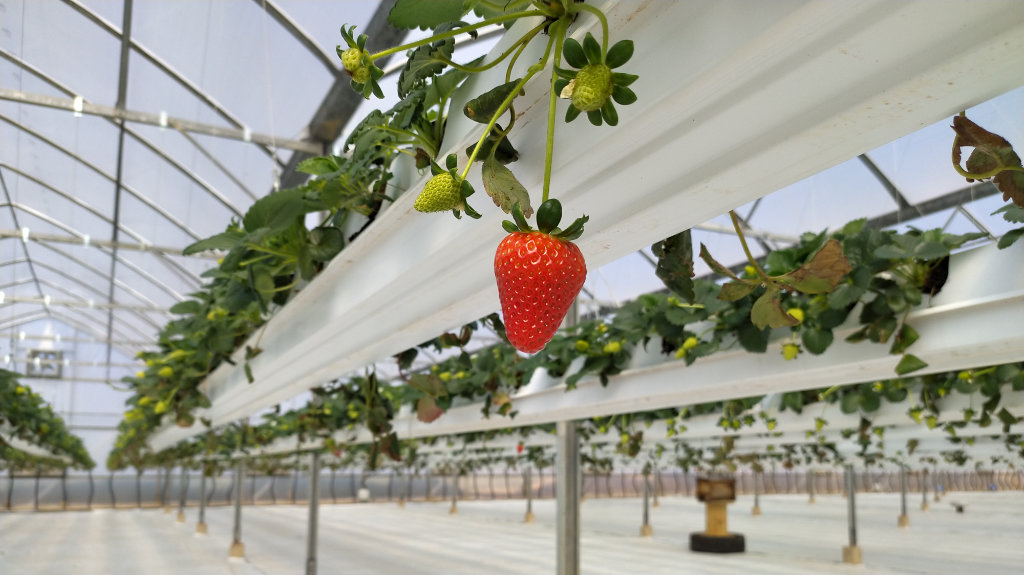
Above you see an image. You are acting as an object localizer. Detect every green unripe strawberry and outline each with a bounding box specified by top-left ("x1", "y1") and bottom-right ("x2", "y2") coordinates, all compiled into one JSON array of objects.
[
  {"x1": 341, "y1": 47, "x2": 365, "y2": 73},
  {"x1": 158, "y1": 366, "x2": 174, "y2": 378},
  {"x1": 782, "y1": 343, "x2": 800, "y2": 361},
  {"x1": 602, "y1": 341, "x2": 621, "y2": 354},
  {"x1": 415, "y1": 173, "x2": 462, "y2": 213},
  {"x1": 570, "y1": 64, "x2": 612, "y2": 112},
  {"x1": 786, "y1": 308, "x2": 805, "y2": 323},
  {"x1": 575, "y1": 340, "x2": 590, "y2": 352}
]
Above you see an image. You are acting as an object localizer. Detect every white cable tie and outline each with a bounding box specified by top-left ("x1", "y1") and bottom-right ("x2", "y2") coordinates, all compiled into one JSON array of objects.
[
  {"x1": 21, "y1": 227, "x2": 29, "y2": 242},
  {"x1": 65, "y1": 358, "x2": 71, "y2": 367},
  {"x1": 158, "y1": 110, "x2": 168, "y2": 129},
  {"x1": 33, "y1": 356, "x2": 41, "y2": 369},
  {"x1": 73, "y1": 95, "x2": 84, "y2": 117},
  {"x1": 88, "y1": 299, "x2": 95, "y2": 309},
  {"x1": 243, "y1": 126, "x2": 252, "y2": 142},
  {"x1": 82, "y1": 234, "x2": 90, "y2": 247},
  {"x1": 55, "y1": 334, "x2": 61, "y2": 343},
  {"x1": 43, "y1": 294, "x2": 51, "y2": 307},
  {"x1": 18, "y1": 331, "x2": 25, "y2": 341},
  {"x1": 3, "y1": 355, "x2": 9, "y2": 365},
  {"x1": 0, "y1": 291, "x2": 5, "y2": 304}
]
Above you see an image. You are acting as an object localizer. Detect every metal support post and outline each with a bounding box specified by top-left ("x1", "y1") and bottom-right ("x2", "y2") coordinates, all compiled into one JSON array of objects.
[
  {"x1": 5, "y1": 468, "x2": 13, "y2": 510},
  {"x1": 808, "y1": 469, "x2": 816, "y2": 503},
  {"x1": 87, "y1": 470, "x2": 95, "y2": 509},
  {"x1": 921, "y1": 469, "x2": 930, "y2": 511},
  {"x1": 229, "y1": 461, "x2": 246, "y2": 558},
  {"x1": 177, "y1": 467, "x2": 188, "y2": 522},
  {"x1": 524, "y1": 467, "x2": 535, "y2": 523},
  {"x1": 752, "y1": 471, "x2": 762, "y2": 516},
  {"x1": 197, "y1": 470, "x2": 208, "y2": 534},
  {"x1": 450, "y1": 474, "x2": 458, "y2": 515},
  {"x1": 652, "y1": 471, "x2": 660, "y2": 508},
  {"x1": 556, "y1": 420, "x2": 580, "y2": 575},
  {"x1": 640, "y1": 473, "x2": 653, "y2": 536},
  {"x1": 162, "y1": 467, "x2": 171, "y2": 513},
  {"x1": 61, "y1": 469, "x2": 68, "y2": 510},
  {"x1": 305, "y1": 453, "x2": 321, "y2": 575},
  {"x1": 842, "y1": 465, "x2": 862, "y2": 564},
  {"x1": 290, "y1": 467, "x2": 298, "y2": 504},
  {"x1": 898, "y1": 465, "x2": 910, "y2": 527}
]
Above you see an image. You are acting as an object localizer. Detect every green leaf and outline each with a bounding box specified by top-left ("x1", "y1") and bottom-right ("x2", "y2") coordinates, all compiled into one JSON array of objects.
[
  {"x1": 751, "y1": 285, "x2": 797, "y2": 330},
  {"x1": 308, "y1": 227, "x2": 344, "y2": 262},
  {"x1": 718, "y1": 281, "x2": 756, "y2": 302},
  {"x1": 408, "y1": 373, "x2": 446, "y2": 398},
  {"x1": 894, "y1": 354, "x2": 928, "y2": 375},
  {"x1": 827, "y1": 282, "x2": 865, "y2": 309},
  {"x1": 243, "y1": 189, "x2": 307, "y2": 234},
  {"x1": 801, "y1": 328, "x2": 834, "y2": 355},
  {"x1": 859, "y1": 389, "x2": 880, "y2": 413},
  {"x1": 481, "y1": 155, "x2": 532, "y2": 218},
  {"x1": 296, "y1": 156, "x2": 341, "y2": 176},
  {"x1": 997, "y1": 407, "x2": 1019, "y2": 428},
  {"x1": 466, "y1": 128, "x2": 519, "y2": 164},
  {"x1": 168, "y1": 300, "x2": 201, "y2": 316},
  {"x1": 997, "y1": 227, "x2": 1024, "y2": 249},
  {"x1": 840, "y1": 393, "x2": 860, "y2": 414},
  {"x1": 651, "y1": 230, "x2": 695, "y2": 303},
  {"x1": 889, "y1": 322, "x2": 920, "y2": 355},
  {"x1": 389, "y1": 0, "x2": 467, "y2": 29},
  {"x1": 993, "y1": 203, "x2": 1024, "y2": 223},
  {"x1": 398, "y1": 33, "x2": 458, "y2": 98},
  {"x1": 463, "y1": 80, "x2": 523, "y2": 123},
  {"x1": 737, "y1": 322, "x2": 769, "y2": 353},
  {"x1": 183, "y1": 230, "x2": 244, "y2": 255},
  {"x1": 424, "y1": 63, "x2": 473, "y2": 111},
  {"x1": 913, "y1": 240, "x2": 949, "y2": 261}
]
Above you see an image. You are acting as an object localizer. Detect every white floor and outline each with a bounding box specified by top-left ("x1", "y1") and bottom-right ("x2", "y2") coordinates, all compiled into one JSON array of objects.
[{"x1": 1, "y1": 492, "x2": 1021, "y2": 574}]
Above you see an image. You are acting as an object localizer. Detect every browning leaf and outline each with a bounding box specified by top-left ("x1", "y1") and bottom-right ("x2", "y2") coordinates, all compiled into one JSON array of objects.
[
  {"x1": 417, "y1": 396, "x2": 444, "y2": 423},
  {"x1": 651, "y1": 230, "x2": 695, "y2": 303},
  {"x1": 778, "y1": 239, "x2": 851, "y2": 294},
  {"x1": 481, "y1": 156, "x2": 533, "y2": 218},
  {"x1": 952, "y1": 115, "x2": 1024, "y2": 207}
]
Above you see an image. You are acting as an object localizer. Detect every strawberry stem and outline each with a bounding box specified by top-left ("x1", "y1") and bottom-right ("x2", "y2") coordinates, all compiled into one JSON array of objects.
[
  {"x1": 461, "y1": 34, "x2": 557, "y2": 181},
  {"x1": 542, "y1": 19, "x2": 567, "y2": 204},
  {"x1": 573, "y1": 3, "x2": 609, "y2": 60},
  {"x1": 729, "y1": 210, "x2": 771, "y2": 283},
  {"x1": 369, "y1": 10, "x2": 548, "y2": 61}
]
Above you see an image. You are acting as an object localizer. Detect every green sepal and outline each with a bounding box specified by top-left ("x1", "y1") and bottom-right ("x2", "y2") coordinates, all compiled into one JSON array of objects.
[
  {"x1": 565, "y1": 105, "x2": 582, "y2": 123},
  {"x1": 601, "y1": 100, "x2": 618, "y2": 126},
  {"x1": 502, "y1": 220, "x2": 520, "y2": 233},
  {"x1": 612, "y1": 85, "x2": 637, "y2": 106},
  {"x1": 587, "y1": 109, "x2": 603, "y2": 126},
  {"x1": 605, "y1": 39, "x2": 634, "y2": 69},
  {"x1": 511, "y1": 202, "x2": 532, "y2": 231},
  {"x1": 554, "y1": 78, "x2": 570, "y2": 95},
  {"x1": 562, "y1": 37, "x2": 588, "y2": 68},
  {"x1": 429, "y1": 159, "x2": 444, "y2": 176},
  {"x1": 553, "y1": 66, "x2": 578, "y2": 80},
  {"x1": 445, "y1": 153, "x2": 458, "y2": 171},
  {"x1": 459, "y1": 178, "x2": 475, "y2": 199},
  {"x1": 611, "y1": 72, "x2": 639, "y2": 87},
  {"x1": 462, "y1": 199, "x2": 482, "y2": 219},
  {"x1": 536, "y1": 199, "x2": 563, "y2": 233},
  {"x1": 555, "y1": 214, "x2": 588, "y2": 242},
  {"x1": 582, "y1": 32, "x2": 601, "y2": 65}
]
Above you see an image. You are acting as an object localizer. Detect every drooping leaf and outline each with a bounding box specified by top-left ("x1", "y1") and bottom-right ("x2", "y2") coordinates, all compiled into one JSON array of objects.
[
  {"x1": 751, "y1": 285, "x2": 798, "y2": 330},
  {"x1": 308, "y1": 227, "x2": 344, "y2": 261},
  {"x1": 997, "y1": 227, "x2": 1024, "y2": 249},
  {"x1": 651, "y1": 230, "x2": 695, "y2": 303},
  {"x1": 388, "y1": 0, "x2": 467, "y2": 29},
  {"x1": 183, "y1": 230, "x2": 244, "y2": 255},
  {"x1": 777, "y1": 239, "x2": 851, "y2": 294},
  {"x1": 889, "y1": 322, "x2": 920, "y2": 355},
  {"x1": 894, "y1": 353, "x2": 928, "y2": 376},
  {"x1": 481, "y1": 155, "x2": 532, "y2": 218},
  {"x1": 840, "y1": 392, "x2": 860, "y2": 414},
  {"x1": 463, "y1": 79, "x2": 523, "y2": 123},
  {"x1": 466, "y1": 128, "x2": 519, "y2": 164},
  {"x1": 718, "y1": 281, "x2": 756, "y2": 302},
  {"x1": 416, "y1": 396, "x2": 444, "y2": 423},
  {"x1": 737, "y1": 322, "x2": 769, "y2": 353},
  {"x1": 408, "y1": 373, "x2": 446, "y2": 398},
  {"x1": 952, "y1": 115, "x2": 1024, "y2": 207},
  {"x1": 698, "y1": 243, "x2": 742, "y2": 281}
]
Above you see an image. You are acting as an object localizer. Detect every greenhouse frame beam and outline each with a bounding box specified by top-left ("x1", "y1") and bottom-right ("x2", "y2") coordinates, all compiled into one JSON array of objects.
[
  {"x1": 0, "y1": 331, "x2": 149, "y2": 347},
  {"x1": 0, "y1": 88, "x2": 321, "y2": 155},
  {"x1": 0, "y1": 309, "x2": 148, "y2": 356},
  {"x1": 0, "y1": 294, "x2": 170, "y2": 314},
  {"x1": 253, "y1": 0, "x2": 338, "y2": 77},
  {"x1": 58, "y1": 0, "x2": 287, "y2": 164},
  {"x1": 865, "y1": 181, "x2": 1000, "y2": 230},
  {"x1": 147, "y1": 0, "x2": 1024, "y2": 451},
  {"x1": 0, "y1": 228, "x2": 216, "y2": 259}
]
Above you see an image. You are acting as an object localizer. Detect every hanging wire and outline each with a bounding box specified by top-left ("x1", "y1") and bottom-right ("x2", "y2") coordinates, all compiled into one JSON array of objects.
[{"x1": 261, "y1": 0, "x2": 282, "y2": 192}]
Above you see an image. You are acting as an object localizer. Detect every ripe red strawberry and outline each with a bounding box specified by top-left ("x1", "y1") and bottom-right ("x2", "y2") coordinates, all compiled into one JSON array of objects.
[{"x1": 494, "y1": 199, "x2": 588, "y2": 353}]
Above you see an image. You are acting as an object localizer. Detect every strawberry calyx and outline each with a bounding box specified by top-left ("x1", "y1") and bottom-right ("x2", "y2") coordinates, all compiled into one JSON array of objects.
[
  {"x1": 501, "y1": 199, "x2": 588, "y2": 241},
  {"x1": 555, "y1": 32, "x2": 638, "y2": 127},
  {"x1": 337, "y1": 25, "x2": 384, "y2": 99},
  {"x1": 419, "y1": 153, "x2": 481, "y2": 219}
]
